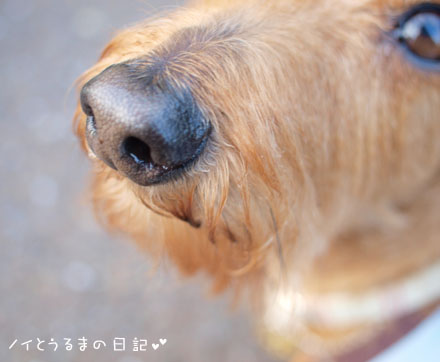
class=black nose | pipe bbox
[80,62,210,186]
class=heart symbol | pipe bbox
[152,343,159,350]
[160,339,167,345]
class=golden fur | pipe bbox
[74,0,440,357]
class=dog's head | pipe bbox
[74,1,440,291]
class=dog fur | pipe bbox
[74,0,440,358]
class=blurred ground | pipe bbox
[0,1,280,361]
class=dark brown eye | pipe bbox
[401,13,440,59]
[394,3,440,68]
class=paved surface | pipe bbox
[0,1,280,361]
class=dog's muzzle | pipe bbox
[80,61,210,186]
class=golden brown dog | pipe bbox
[74,0,440,359]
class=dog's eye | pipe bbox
[394,3,440,68]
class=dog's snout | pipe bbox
[80,62,210,186]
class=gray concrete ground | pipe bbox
[0,1,280,361]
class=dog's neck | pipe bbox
[305,175,440,293]
[261,300,440,361]
[262,261,440,359]
[261,177,440,358]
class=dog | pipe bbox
[74,0,440,360]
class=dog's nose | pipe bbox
[80,62,210,186]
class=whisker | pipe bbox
[269,206,286,274]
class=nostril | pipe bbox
[86,114,97,136]
[80,88,98,136]
[82,102,93,117]
[80,87,94,117]
[122,137,153,166]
